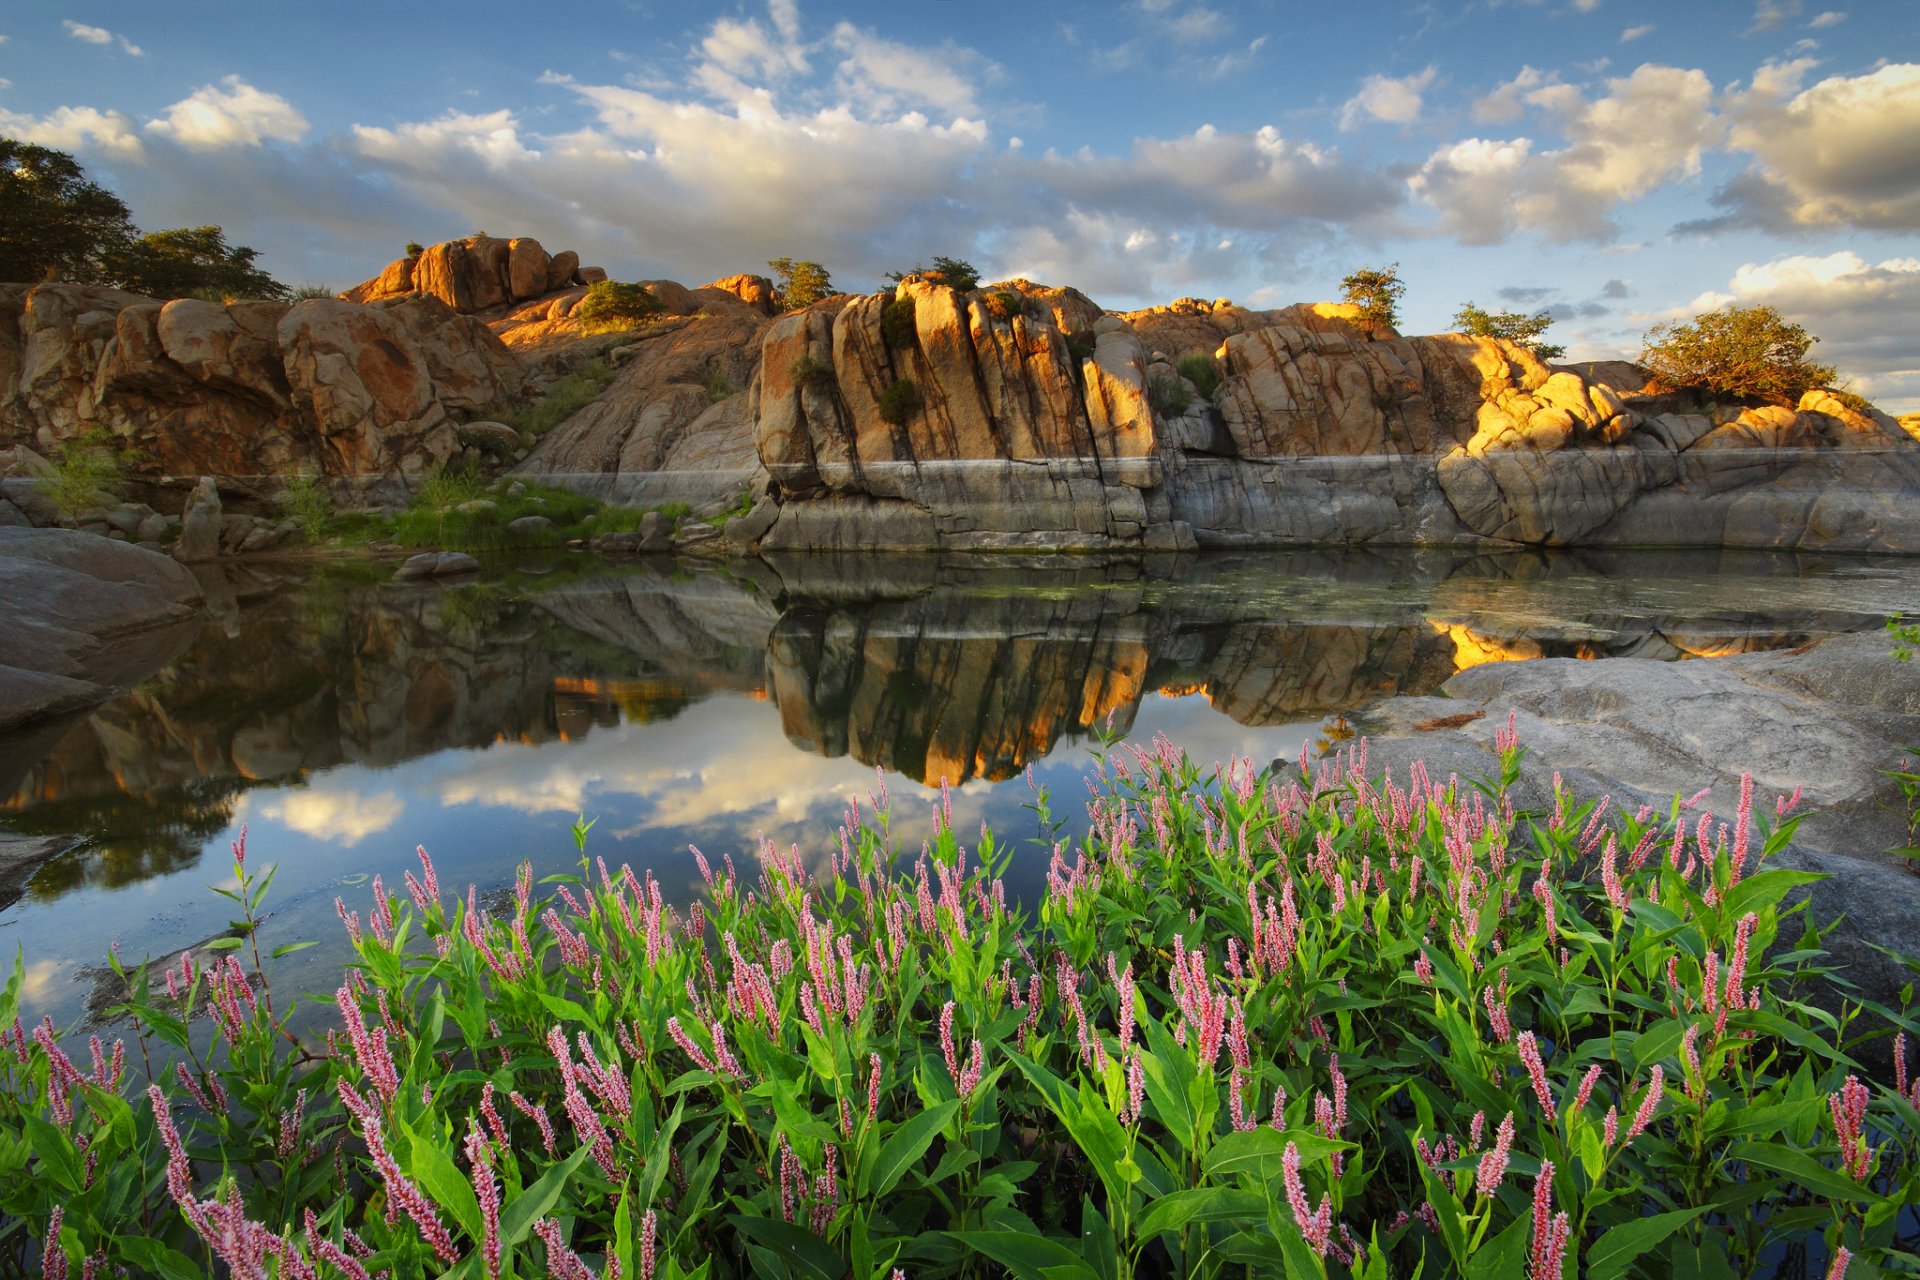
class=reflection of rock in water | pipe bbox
[1204,624,1460,723]
[768,595,1149,786]
[1,561,778,898]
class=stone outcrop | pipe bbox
[342,236,603,314]
[0,284,523,479]
[0,528,201,735]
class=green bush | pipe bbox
[887,256,981,292]
[1175,352,1223,400]
[1341,263,1404,333]
[703,369,741,402]
[789,354,835,388]
[38,429,129,518]
[881,295,918,349]
[290,283,335,300]
[1642,304,1839,403]
[769,257,833,311]
[574,281,664,334]
[1452,301,1566,361]
[1066,330,1097,362]
[878,377,922,424]
[2,730,1914,1278]
[982,290,1031,323]
[388,472,646,551]
[405,241,425,258]
[480,359,618,441]
[276,471,332,542]
[1148,372,1192,417]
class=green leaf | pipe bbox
[270,940,320,959]
[499,1146,592,1248]
[1467,1211,1530,1280]
[872,1100,958,1198]
[1136,1186,1265,1240]
[947,1231,1097,1280]
[1205,1128,1350,1183]
[727,1215,845,1280]
[116,1238,205,1280]
[1726,1141,1874,1203]
[1417,1151,1469,1268]
[1586,1205,1711,1280]
[406,1121,484,1241]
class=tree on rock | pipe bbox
[1452,301,1566,361]
[0,137,139,284]
[1640,304,1837,402]
[1341,264,1404,333]
[574,280,664,332]
[110,226,289,301]
[769,257,833,311]
[887,256,981,292]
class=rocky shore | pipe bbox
[3,234,1918,560]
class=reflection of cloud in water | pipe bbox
[20,958,62,1004]
[258,788,406,847]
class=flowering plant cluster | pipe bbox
[0,724,1916,1277]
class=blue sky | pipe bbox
[2,1,1917,409]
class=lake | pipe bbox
[3,545,1917,1030]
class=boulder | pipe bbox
[701,274,777,313]
[393,551,482,580]
[457,420,523,456]
[174,477,223,562]
[507,514,559,541]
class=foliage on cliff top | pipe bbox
[770,257,834,311]
[1452,302,1566,362]
[3,722,1916,1279]
[1340,264,1404,334]
[1640,304,1838,404]
[575,281,666,335]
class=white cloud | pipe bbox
[1474,66,1552,123]
[0,104,146,159]
[1699,61,1920,232]
[147,77,309,150]
[1339,66,1439,130]
[62,20,140,55]
[1621,24,1654,42]
[828,23,989,119]
[1751,0,1801,29]
[354,108,541,170]
[260,787,405,847]
[1808,10,1846,26]
[1414,63,1723,243]
[1571,0,1603,10]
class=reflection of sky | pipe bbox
[2,684,1315,1029]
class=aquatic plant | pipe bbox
[1,725,1916,1277]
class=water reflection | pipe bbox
[0,545,1911,1026]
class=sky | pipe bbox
[1,1,1917,411]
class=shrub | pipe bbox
[1641,304,1838,403]
[290,283,335,300]
[768,257,833,311]
[881,295,918,349]
[1452,301,1567,361]
[389,473,640,551]
[878,376,922,424]
[38,428,129,517]
[574,280,664,333]
[1341,263,1405,333]
[276,471,332,541]
[789,354,835,388]
[405,241,424,258]
[1148,372,1192,417]
[1175,352,1222,400]
[886,256,982,292]
[481,359,618,440]
[1066,330,1098,362]
[2,730,1914,1278]
[704,369,742,402]
[982,290,1031,323]
[1645,305,1839,402]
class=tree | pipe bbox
[0,136,290,299]
[768,257,834,311]
[887,256,981,292]
[1340,263,1405,333]
[0,137,138,284]
[1452,301,1566,361]
[109,226,290,301]
[1640,304,1837,402]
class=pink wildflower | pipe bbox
[1476,1112,1515,1195]
[1517,1031,1553,1112]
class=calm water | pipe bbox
[3,546,1918,1029]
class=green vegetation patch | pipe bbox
[4,729,1915,1277]
[382,469,658,551]
[475,358,618,443]
[1175,352,1222,400]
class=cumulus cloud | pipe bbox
[62,20,141,55]
[1414,62,1723,243]
[147,78,309,149]
[1339,66,1439,130]
[1686,62,1920,234]
[1808,10,1846,26]
[1646,252,1920,413]
[828,23,992,118]
[0,104,146,159]
[1621,24,1654,42]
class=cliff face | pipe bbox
[0,284,523,479]
[5,234,1917,553]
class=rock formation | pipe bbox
[342,235,605,314]
[0,284,523,480]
